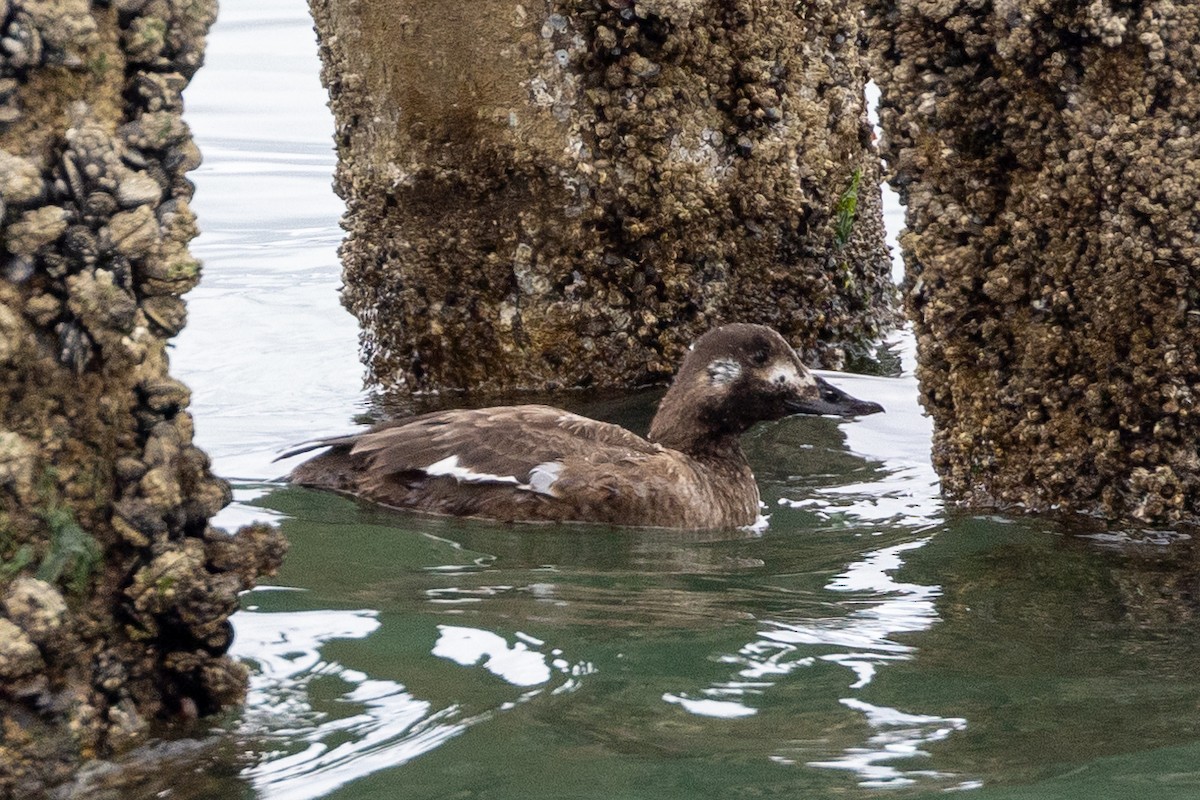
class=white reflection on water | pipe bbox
[433,625,554,687]
[664,539,936,713]
[662,693,759,719]
[233,604,592,800]
[783,330,944,529]
[665,537,971,788]
[795,544,968,787]
[232,605,470,800]
[805,699,966,788]
[433,625,597,694]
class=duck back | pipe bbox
[287,404,760,529]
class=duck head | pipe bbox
[648,323,883,454]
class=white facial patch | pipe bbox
[767,361,816,388]
[707,358,743,385]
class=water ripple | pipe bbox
[781,330,943,529]
[804,698,967,788]
[232,600,593,799]
[660,537,975,788]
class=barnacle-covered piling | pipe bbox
[309,0,896,392]
[0,1,284,794]
[867,1,1200,522]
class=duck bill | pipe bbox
[785,375,884,417]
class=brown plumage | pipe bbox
[284,324,883,529]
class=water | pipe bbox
[155,2,1200,798]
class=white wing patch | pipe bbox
[526,461,564,496]
[707,358,742,385]
[424,454,563,496]
[424,455,522,485]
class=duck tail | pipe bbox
[273,433,359,462]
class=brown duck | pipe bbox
[284,324,883,530]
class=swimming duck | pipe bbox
[284,323,883,529]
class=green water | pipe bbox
[229,494,1200,800]
[116,399,1200,800]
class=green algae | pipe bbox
[34,506,101,597]
[834,167,862,249]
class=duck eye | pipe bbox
[750,349,769,366]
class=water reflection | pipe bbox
[778,334,942,530]
[432,625,595,689]
[201,357,1200,800]
[233,596,594,799]
[661,537,974,788]
[232,603,461,800]
[805,699,967,788]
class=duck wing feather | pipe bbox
[352,404,661,488]
[287,404,665,500]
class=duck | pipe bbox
[282,323,883,530]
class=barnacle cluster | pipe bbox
[309,0,897,392]
[867,0,1200,522]
[0,1,284,793]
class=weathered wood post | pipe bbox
[0,1,284,792]
[309,0,896,393]
[867,1,1200,521]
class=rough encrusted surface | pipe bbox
[310,0,896,393]
[0,2,286,796]
[867,0,1200,523]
